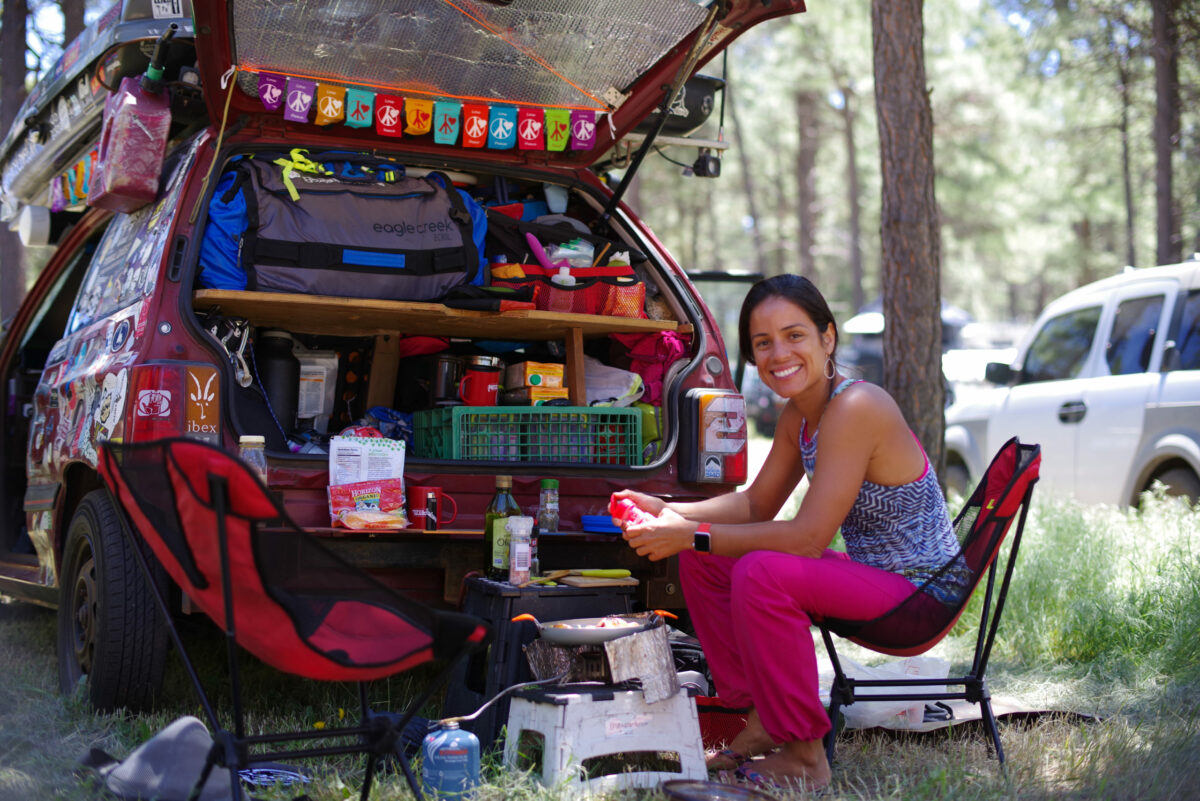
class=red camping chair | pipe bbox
[818,437,1041,765]
[97,438,491,801]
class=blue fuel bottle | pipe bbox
[421,720,480,799]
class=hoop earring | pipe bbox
[824,356,836,380]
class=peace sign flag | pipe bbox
[487,105,517,150]
[462,104,489,148]
[570,109,596,150]
[545,108,570,152]
[405,98,434,135]
[433,101,461,145]
[314,84,346,126]
[283,77,316,123]
[258,72,286,111]
[345,88,374,128]
[517,107,545,151]
[375,94,404,137]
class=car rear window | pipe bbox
[1106,294,1164,376]
[1174,290,1200,371]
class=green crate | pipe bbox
[413,406,641,465]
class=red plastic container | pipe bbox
[87,75,170,212]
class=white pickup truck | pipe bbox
[944,258,1200,506]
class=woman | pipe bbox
[612,275,961,789]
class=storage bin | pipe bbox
[412,406,641,465]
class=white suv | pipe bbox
[944,258,1200,506]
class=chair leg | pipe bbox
[979,697,1006,764]
[824,696,842,765]
[360,750,379,801]
[396,749,425,801]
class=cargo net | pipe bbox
[230,0,708,110]
[413,406,641,465]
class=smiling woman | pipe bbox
[611,274,962,790]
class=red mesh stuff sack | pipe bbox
[490,262,646,318]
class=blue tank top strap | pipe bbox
[830,378,862,399]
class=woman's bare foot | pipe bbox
[706,709,776,770]
[739,739,831,791]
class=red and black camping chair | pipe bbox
[96,437,491,801]
[818,437,1041,765]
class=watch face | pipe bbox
[694,529,711,553]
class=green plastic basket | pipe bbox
[413,406,641,465]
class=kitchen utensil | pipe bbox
[511,609,675,646]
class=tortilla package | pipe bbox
[328,478,409,530]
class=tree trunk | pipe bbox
[726,79,769,277]
[839,86,866,312]
[1152,0,1182,266]
[1118,57,1137,269]
[1,0,30,322]
[795,90,820,283]
[871,0,944,474]
[61,0,86,44]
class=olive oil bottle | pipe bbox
[484,475,521,581]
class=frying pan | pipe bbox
[511,610,675,646]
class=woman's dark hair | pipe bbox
[738,274,838,366]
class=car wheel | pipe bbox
[57,489,168,711]
[1149,467,1200,506]
[944,462,971,499]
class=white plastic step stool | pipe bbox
[503,685,706,795]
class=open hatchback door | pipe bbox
[192,0,805,165]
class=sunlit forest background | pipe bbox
[623,1,1199,333]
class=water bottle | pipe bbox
[254,329,300,436]
[421,720,480,799]
[238,435,268,483]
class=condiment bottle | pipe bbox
[534,479,560,577]
[506,516,534,586]
[484,475,521,581]
[238,435,268,484]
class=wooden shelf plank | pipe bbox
[193,290,679,340]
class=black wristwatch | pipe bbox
[693,523,712,553]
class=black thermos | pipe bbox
[255,329,300,436]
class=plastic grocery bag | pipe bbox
[584,356,644,407]
[818,655,950,730]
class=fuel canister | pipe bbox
[421,720,480,799]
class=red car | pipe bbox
[0,0,806,711]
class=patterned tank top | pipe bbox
[800,379,967,603]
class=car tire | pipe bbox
[1150,467,1200,505]
[57,489,168,711]
[944,462,971,499]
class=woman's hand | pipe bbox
[621,507,694,561]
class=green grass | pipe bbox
[1,493,1198,801]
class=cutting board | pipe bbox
[557,575,639,588]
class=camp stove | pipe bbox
[502,620,706,795]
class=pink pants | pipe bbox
[679,548,918,743]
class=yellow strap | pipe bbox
[272,149,327,201]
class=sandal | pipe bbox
[733,762,831,795]
[705,748,747,772]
